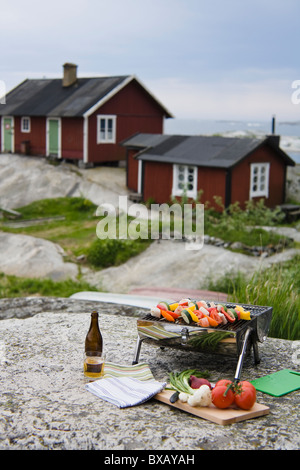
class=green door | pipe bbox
[3,117,13,152]
[48,118,59,156]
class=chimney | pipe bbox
[267,115,280,146]
[62,63,78,87]
[271,115,276,134]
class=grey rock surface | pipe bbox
[0,231,78,281]
[286,164,300,203]
[0,154,129,210]
[0,297,299,451]
[84,239,299,294]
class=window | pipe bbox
[97,115,116,143]
[21,116,30,133]
[172,164,198,199]
[249,162,270,199]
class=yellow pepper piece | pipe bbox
[190,312,200,323]
[187,304,196,311]
[240,310,251,320]
[235,305,245,312]
[184,307,199,322]
[169,302,179,311]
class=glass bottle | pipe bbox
[85,310,103,355]
[84,311,104,379]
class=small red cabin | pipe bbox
[122,133,295,209]
[0,63,172,166]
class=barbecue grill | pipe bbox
[132,301,272,381]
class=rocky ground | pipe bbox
[0,296,299,451]
[0,153,299,293]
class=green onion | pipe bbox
[167,369,210,394]
[188,331,233,351]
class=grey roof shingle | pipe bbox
[120,133,170,149]
[122,133,295,168]
[0,75,172,118]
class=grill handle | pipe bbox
[180,327,189,346]
[234,327,253,383]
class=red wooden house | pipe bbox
[122,133,295,209]
[0,63,172,166]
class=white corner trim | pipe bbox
[137,159,143,194]
[83,76,134,118]
[83,115,88,163]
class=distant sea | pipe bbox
[164,118,300,164]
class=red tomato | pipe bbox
[239,380,256,392]
[193,309,204,319]
[234,386,256,410]
[233,381,256,410]
[212,384,235,409]
[210,309,223,324]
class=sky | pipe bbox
[1,0,300,123]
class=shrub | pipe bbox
[86,238,150,268]
[87,239,120,268]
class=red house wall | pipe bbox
[231,144,286,208]
[61,117,83,160]
[12,116,83,159]
[14,116,46,156]
[143,161,173,203]
[197,167,226,210]
[141,162,227,209]
[87,80,165,163]
[127,149,139,192]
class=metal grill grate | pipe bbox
[141,301,270,334]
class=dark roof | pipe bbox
[122,133,295,168]
[0,76,172,118]
[120,133,170,149]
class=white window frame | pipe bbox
[172,164,198,199]
[21,116,31,133]
[97,115,116,144]
[249,162,270,199]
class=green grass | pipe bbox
[205,255,300,340]
[0,272,98,298]
[0,196,152,265]
[15,196,96,220]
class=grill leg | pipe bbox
[234,328,252,382]
[132,336,143,364]
[252,339,260,364]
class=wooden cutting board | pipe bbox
[154,390,270,425]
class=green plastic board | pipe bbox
[251,369,300,397]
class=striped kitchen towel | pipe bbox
[103,361,156,381]
[85,362,166,408]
